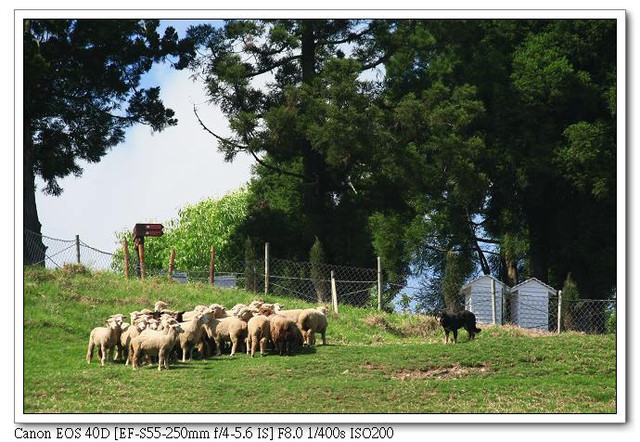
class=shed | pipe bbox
[460,275,509,325]
[509,278,557,331]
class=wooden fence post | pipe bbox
[264,242,270,295]
[331,270,339,314]
[75,234,81,265]
[377,256,382,311]
[138,241,145,280]
[169,249,175,282]
[123,238,130,280]
[491,279,497,325]
[209,246,216,285]
[557,290,563,333]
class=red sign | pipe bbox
[133,223,164,238]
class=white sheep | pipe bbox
[121,321,147,365]
[297,308,328,346]
[86,316,123,366]
[178,312,209,362]
[131,323,183,371]
[204,316,248,356]
[246,315,271,357]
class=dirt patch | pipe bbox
[390,363,490,381]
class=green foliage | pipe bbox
[243,236,260,292]
[113,188,250,274]
[442,251,473,312]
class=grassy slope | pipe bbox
[22,266,616,414]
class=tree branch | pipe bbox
[193,105,310,182]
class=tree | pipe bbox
[309,237,328,303]
[186,20,396,265]
[24,19,193,264]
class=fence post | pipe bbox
[491,279,496,325]
[123,238,130,280]
[138,241,145,280]
[557,289,563,333]
[264,242,270,295]
[331,270,339,314]
[75,234,81,265]
[209,246,216,285]
[377,256,382,311]
[169,249,175,282]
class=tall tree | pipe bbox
[23,19,193,264]
[186,19,396,264]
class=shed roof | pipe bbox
[511,277,558,295]
[461,274,510,291]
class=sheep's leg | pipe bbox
[86,341,94,364]
[306,329,315,346]
[444,330,450,344]
[259,337,267,356]
[100,344,107,366]
[321,330,326,345]
[158,349,165,371]
[230,337,238,356]
[215,338,223,356]
[181,344,188,363]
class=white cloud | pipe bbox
[35,65,254,253]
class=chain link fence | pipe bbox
[460,290,615,334]
[23,230,616,334]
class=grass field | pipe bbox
[22,265,617,414]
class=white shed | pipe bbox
[509,278,557,331]
[460,275,509,325]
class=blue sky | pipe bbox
[34,20,254,255]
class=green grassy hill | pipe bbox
[22,265,616,414]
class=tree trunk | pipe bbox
[300,20,331,251]
[23,120,46,265]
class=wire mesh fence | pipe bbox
[24,229,115,270]
[23,229,616,334]
[460,290,615,334]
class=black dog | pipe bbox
[437,310,481,343]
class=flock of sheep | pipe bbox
[86,300,329,371]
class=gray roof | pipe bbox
[510,277,558,294]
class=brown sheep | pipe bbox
[269,315,304,356]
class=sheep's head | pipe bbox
[258,306,276,317]
[273,303,284,312]
[209,304,227,318]
[154,301,169,311]
[236,307,255,322]
[230,303,246,315]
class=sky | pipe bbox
[34,20,255,255]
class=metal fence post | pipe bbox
[491,279,496,325]
[264,242,270,295]
[331,270,338,314]
[377,256,382,311]
[557,289,563,333]
[75,235,81,265]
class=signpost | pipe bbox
[133,223,164,279]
